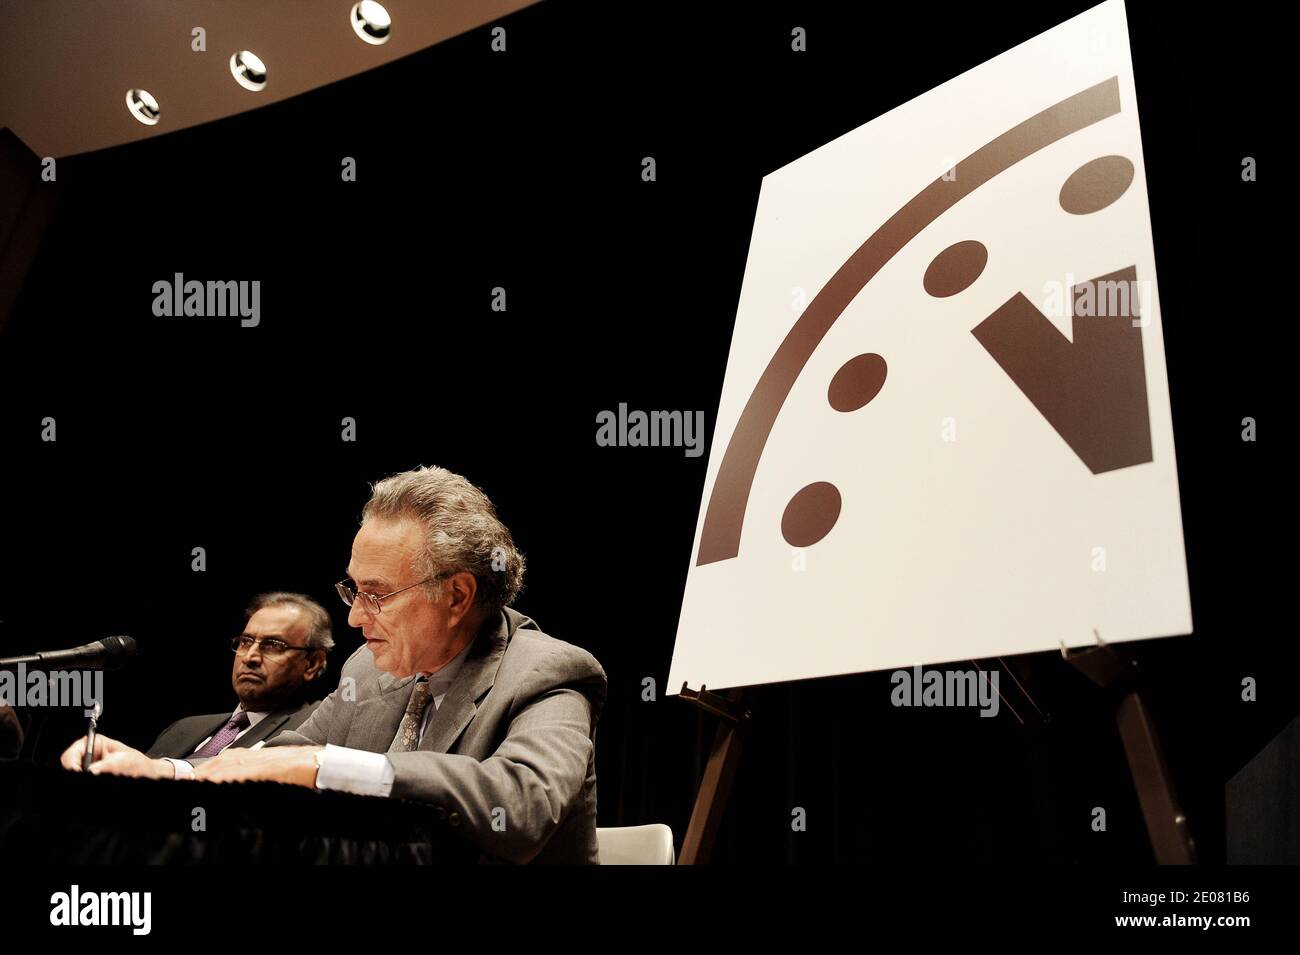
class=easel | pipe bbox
[676,631,1196,865]
[1061,631,1196,864]
[676,684,750,865]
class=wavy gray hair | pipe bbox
[361,466,526,618]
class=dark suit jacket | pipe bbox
[145,702,318,759]
[267,607,608,865]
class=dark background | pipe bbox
[0,0,1284,864]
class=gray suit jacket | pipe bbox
[145,702,317,759]
[267,607,608,865]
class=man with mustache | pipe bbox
[60,592,331,777]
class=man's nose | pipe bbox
[347,600,370,628]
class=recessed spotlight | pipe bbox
[230,50,268,91]
[125,88,161,125]
[351,1,392,45]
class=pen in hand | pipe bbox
[81,699,103,771]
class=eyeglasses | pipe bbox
[335,574,446,615]
[230,635,314,657]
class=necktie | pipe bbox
[189,710,251,758]
[390,678,433,752]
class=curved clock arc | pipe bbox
[695,76,1124,567]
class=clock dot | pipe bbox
[1059,155,1134,214]
[782,481,842,548]
[828,353,887,412]
[924,240,987,297]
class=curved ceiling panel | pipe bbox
[0,0,540,157]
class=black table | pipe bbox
[0,762,482,864]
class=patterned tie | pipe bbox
[189,710,250,758]
[390,678,433,752]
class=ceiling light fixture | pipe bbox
[230,50,268,91]
[351,1,392,45]
[125,88,161,125]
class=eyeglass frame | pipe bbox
[230,634,316,656]
[335,572,449,615]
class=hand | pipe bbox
[60,733,175,779]
[192,746,322,788]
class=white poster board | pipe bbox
[669,0,1191,693]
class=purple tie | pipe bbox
[189,710,251,758]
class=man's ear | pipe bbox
[304,649,327,681]
[446,571,479,629]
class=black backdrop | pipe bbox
[0,0,1285,865]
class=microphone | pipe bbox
[0,635,138,670]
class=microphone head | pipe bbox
[99,635,138,668]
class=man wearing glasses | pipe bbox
[60,593,332,777]
[188,465,608,865]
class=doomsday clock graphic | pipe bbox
[668,0,1192,693]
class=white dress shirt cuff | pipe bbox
[314,743,395,797]
[163,758,194,780]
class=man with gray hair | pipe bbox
[190,466,609,865]
[60,592,333,777]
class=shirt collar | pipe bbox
[234,702,269,727]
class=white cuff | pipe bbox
[315,743,395,797]
[163,758,194,780]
